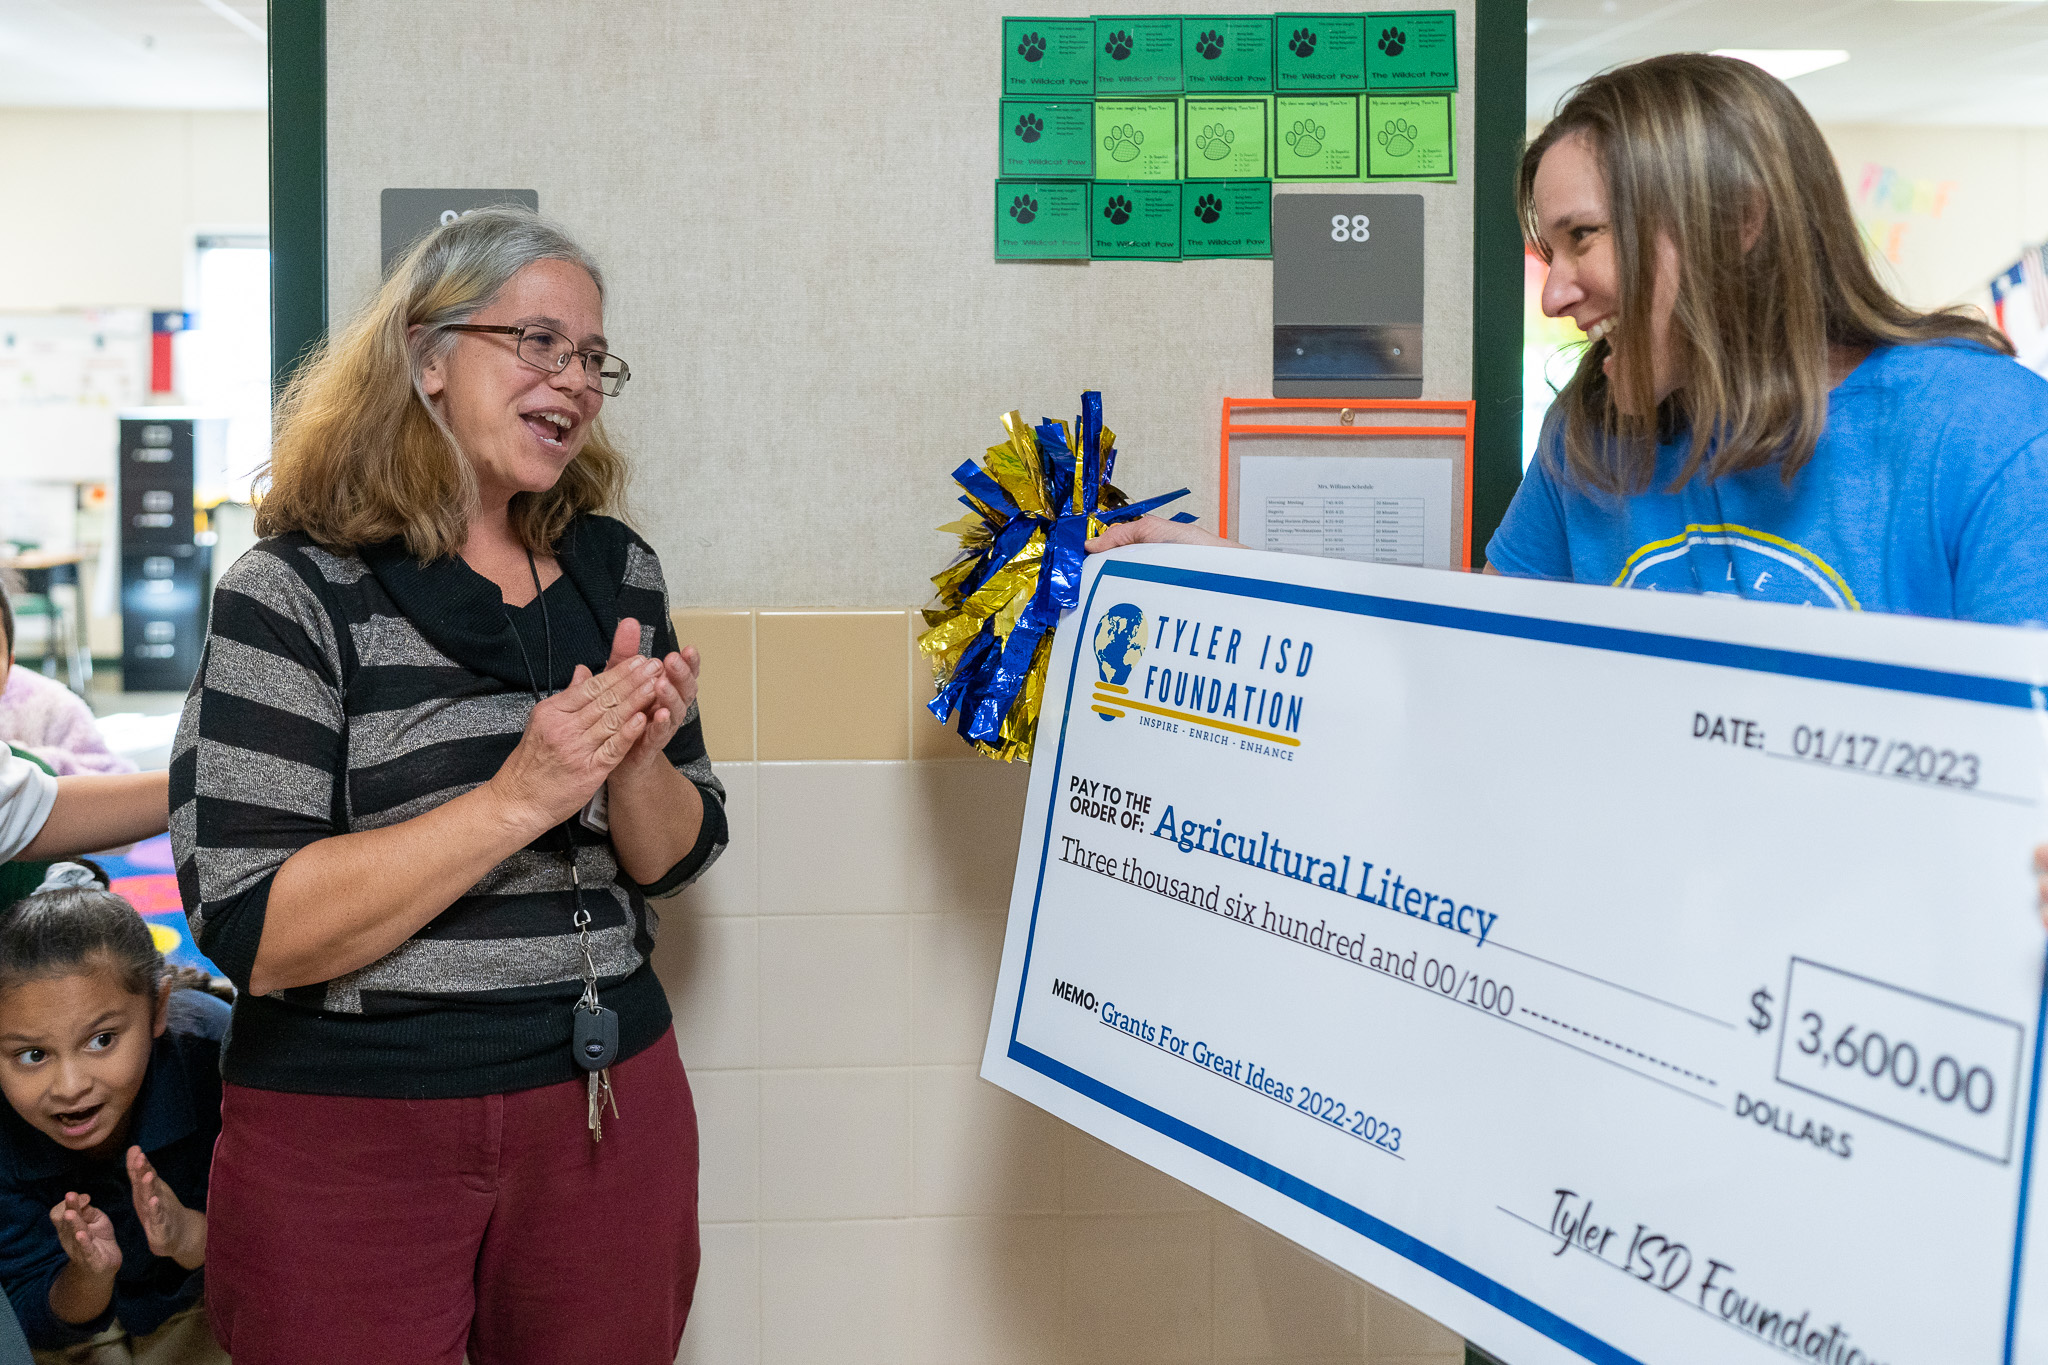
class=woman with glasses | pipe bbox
[168,208,726,1364]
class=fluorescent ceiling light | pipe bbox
[1710,48,1850,80]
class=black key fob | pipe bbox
[574,1005,619,1071]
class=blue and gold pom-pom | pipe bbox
[919,392,1196,762]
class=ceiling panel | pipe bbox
[1533,0,2048,126]
[0,0,265,109]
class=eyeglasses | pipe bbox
[444,324,632,397]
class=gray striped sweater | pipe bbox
[168,515,727,1096]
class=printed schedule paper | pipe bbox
[983,543,2048,1365]
[1235,453,1454,569]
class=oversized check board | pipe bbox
[981,544,2048,1365]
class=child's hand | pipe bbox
[48,1193,120,1278]
[125,1147,204,1270]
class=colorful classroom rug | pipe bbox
[91,834,224,979]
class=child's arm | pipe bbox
[45,1193,119,1325]
[17,771,169,861]
[125,1148,204,1271]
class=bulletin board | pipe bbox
[1219,395,1473,567]
[995,10,1459,261]
[0,310,150,484]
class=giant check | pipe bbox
[981,544,2048,1365]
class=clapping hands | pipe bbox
[127,1146,204,1269]
[601,618,700,772]
[49,1191,119,1279]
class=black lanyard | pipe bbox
[501,550,620,1139]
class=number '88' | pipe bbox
[1330,214,1370,242]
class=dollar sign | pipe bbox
[1748,988,1774,1034]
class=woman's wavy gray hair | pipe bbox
[255,206,627,559]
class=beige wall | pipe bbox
[0,109,267,311]
[1821,123,2048,312]
[325,0,1477,610]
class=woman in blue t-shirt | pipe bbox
[1101,53,2048,605]
[1093,53,2048,913]
[1486,53,2048,620]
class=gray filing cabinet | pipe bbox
[117,415,219,692]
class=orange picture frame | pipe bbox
[1218,397,1478,568]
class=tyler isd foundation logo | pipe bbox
[1090,603,1146,720]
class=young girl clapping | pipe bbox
[0,873,228,1363]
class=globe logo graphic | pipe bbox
[1092,604,1146,720]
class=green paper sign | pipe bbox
[1094,16,1182,94]
[1000,99,1094,177]
[1094,99,1179,180]
[1182,180,1271,257]
[1184,98,1269,179]
[1275,95,1359,178]
[995,180,1091,258]
[1366,93,1454,179]
[1004,18,1095,96]
[1092,181,1181,259]
[1183,16,1274,93]
[1366,10,1457,90]
[1274,13,1366,91]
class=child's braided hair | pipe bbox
[0,879,232,1003]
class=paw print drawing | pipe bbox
[1014,113,1043,144]
[1102,195,1133,226]
[1195,28,1224,60]
[1285,119,1326,159]
[1377,26,1406,57]
[1017,32,1046,63]
[1103,29,1133,60]
[1102,124,1144,163]
[1288,27,1317,58]
[1195,124,1236,161]
[1008,195,1039,225]
[1377,118,1417,158]
[1194,193,1224,225]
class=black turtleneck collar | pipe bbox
[357,514,630,691]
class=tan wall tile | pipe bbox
[676,1223,759,1365]
[910,913,1004,1066]
[756,761,1031,915]
[651,915,758,1070]
[1365,1286,1464,1357]
[669,763,756,917]
[758,917,911,1068]
[756,762,921,914]
[688,1069,759,1225]
[1063,1128,1214,1215]
[905,760,1032,913]
[908,1216,1063,1364]
[1060,1213,1215,1362]
[759,1069,912,1221]
[759,1221,912,1365]
[912,1066,1062,1217]
[757,610,908,760]
[673,609,755,762]
[1212,1211,1367,1359]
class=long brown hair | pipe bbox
[255,208,627,559]
[1521,54,2011,495]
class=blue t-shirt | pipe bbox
[1487,342,2048,625]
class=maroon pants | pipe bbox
[205,1029,699,1365]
